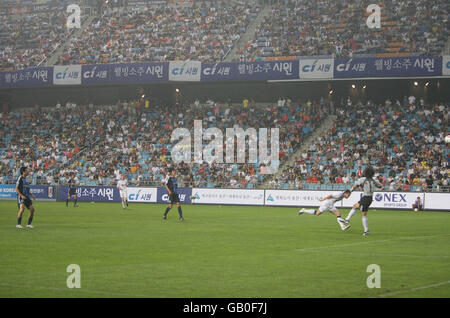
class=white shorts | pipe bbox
[120,190,127,199]
[318,201,338,214]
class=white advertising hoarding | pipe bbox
[265,189,343,207]
[191,188,265,205]
[342,191,423,209]
[126,187,157,203]
[424,193,450,210]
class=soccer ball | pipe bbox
[414,208,418,211]
[446,135,450,144]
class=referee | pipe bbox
[15,166,36,229]
[163,168,184,221]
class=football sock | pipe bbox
[303,209,316,215]
[17,217,22,225]
[126,200,128,207]
[74,199,77,206]
[336,216,345,228]
[346,208,357,221]
[177,206,183,218]
[164,207,171,216]
[122,201,125,208]
[27,216,33,225]
[66,199,69,207]
[362,216,369,232]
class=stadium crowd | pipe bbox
[0,96,324,188]
[235,0,448,61]
[56,1,260,65]
[2,0,448,70]
[273,96,449,192]
[0,1,83,71]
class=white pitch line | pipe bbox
[376,280,450,297]
[294,233,450,253]
[0,282,149,298]
[300,250,450,259]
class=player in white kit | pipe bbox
[117,174,128,209]
[298,190,351,231]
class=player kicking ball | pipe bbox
[298,190,352,231]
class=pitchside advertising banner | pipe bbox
[157,187,193,204]
[422,193,450,210]
[265,189,342,207]
[191,188,265,205]
[341,191,423,209]
[0,184,56,200]
[0,67,53,88]
[58,186,120,202]
[126,187,157,203]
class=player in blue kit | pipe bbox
[163,168,184,221]
[66,173,79,207]
[15,166,36,229]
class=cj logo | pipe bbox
[366,264,381,288]
[66,264,81,289]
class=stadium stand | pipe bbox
[0,97,325,188]
[0,95,448,191]
[1,0,448,70]
[233,0,449,61]
[272,96,449,192]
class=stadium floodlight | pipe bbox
[425,82,429,87]
[175,88,180,93]
[351,84,356,89]
[329,90,333,95]
[414,81,419,86]
[363,85,367,89]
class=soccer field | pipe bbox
[1,201,449,298]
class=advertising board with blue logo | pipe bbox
[0,185,17,199]
[342,191,422,209]
[299,59,334,79]
[126,187,157,203]
[0,184,56,200]
[53,65,82,85]
[169,61,201,82]
[58,186,120,202]
[157,187,193,204]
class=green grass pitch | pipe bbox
[1,200,449,298]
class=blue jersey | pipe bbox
[16,175,30,198]
[68,178,76,189]
[166,176,178,193]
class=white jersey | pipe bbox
[318,192,346,213]
[117,180,128,192]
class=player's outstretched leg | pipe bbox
[298,208,316,215]
[345,203,359,224]
[16,205,25,229]
[332,209,350,231]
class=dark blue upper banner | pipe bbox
[334,56,442,78]
[0,67,53,88]
[201,61,299,81]
[0,57,446,88]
